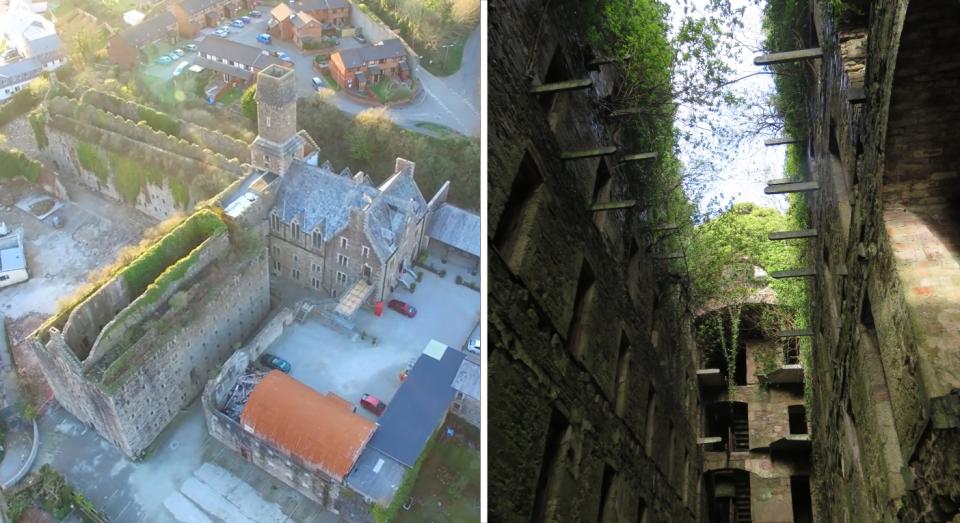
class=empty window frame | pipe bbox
[596,463,617,523]
[493,151,544,269]
[531,408,571,522]
[539,47,569,112]
[567,260,596,357]
[788,405,808,435]
[592,160,613,231]
[614,333,630,416]
[644,385,657,456]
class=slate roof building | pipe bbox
[0,58,43,101]
[2,3,65,70]
[250,65,439,314]
[195,36,285,86]
[424,183,480,268]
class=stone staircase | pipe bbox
[732,417,750,452]
[733,474,752,523]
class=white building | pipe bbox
[0,228,28,289]
[3,1,65,71]
[0,58,43,101]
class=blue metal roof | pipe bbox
[368,345,465,467]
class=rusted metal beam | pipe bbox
[770,267,816,279]
[765,181,819,194]
[621,152,658,162]
[560,146,618,161]
[589,200,636,212]
[529,78,593,94]
[769,229,818,240]
[779,329,814,338]
[754,48,824,65]
[764,137,804,146]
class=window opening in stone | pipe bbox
[790,475,814,523]
[592,160,613,231]
[596,463,616,523]
[788,405,808,434]
[531,408,570,522]
[614,334,630,416]
[494,151,544,269]
[540,47,569,112]
[567,260,596,357]
[644,385,657,456]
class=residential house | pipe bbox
[0,228,28,289]
[2,3,65,71]
[0,58,42,101]
[450,356,480,427]
[328,38,409,93]
[296,0,349,28]
[423,183,481,269]
[268,3,324,50]
[106,12,177,69]
[168,0,242,38]
[195,36,284,87]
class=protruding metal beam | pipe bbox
[770,267,816,279]
[587,54,632,69]
[609,107,645,117]
[590,200,636,212]
[767,178,794,185]
[847,86,866,104]
[560,146,618,161]
[698,437,722,445]
[764,137,804,146]
[779,329,814,338]
[769,229,818,240]
[642,223,679,232]
[754,48,824,66]
[654,252,684,260]
[529,78,593,94]
[765,181,819,194]
[621,152,658,162]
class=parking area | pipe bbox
[267,252,481,423]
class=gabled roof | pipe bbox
[197,36,284,70]
[291,10,320,28]
[426,204,480,257]
[451,359,480,400]
[297,0,349,11]
[274,158,427,260]
[0,58,42,86]
[24,33,61,57]
[240,371,377,481]
[333,39,406,70]
[368,342,465,467]
[117,12,176,48]
[3,6,55,40]
[269,2,294,20]
[177,0,229,15]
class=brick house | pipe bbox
[107,12,177,69]
[268,3,324,50]
[195,36,284,87]
[168,0,243,38]
[296,0,349,28]
[328,39,409,92]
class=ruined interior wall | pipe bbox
[488,1,701,521]
[60,276,131,360]
[808,1,960,521]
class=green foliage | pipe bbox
[110,153,143,204]
[29,109,49,149]
[8,465,89,521]
[0,78,45,127]
[298,97,480,209]
[241,84,258,124]
[137,105,180,136]
[76,142,108,182]
[0,149,42,182]
[372,425,443,523]
[170,176,191,209]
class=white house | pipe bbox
[0,58,42,101]
[3,2,65,71]
[0,228,28,289]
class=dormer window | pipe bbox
[291,222,301,241]
[270,213,281,232]
[312,231,323,249]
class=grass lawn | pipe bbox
[218,87,242,106]
[395,417,480,523]
[322,72,340,91]
[421,39,466,77]
[415,122,463,140]
[369,79,412,104]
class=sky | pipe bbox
[670,0,791,215]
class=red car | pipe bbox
[387,299,417,317]
[360,393,386,416]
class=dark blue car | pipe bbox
[259,353,291,373]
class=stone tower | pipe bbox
[251,64,304,176]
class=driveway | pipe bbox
[210,18,480,137]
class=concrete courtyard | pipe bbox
[269,252,481,423]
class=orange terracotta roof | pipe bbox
[240,371,377,481]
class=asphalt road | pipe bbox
[169,18,480,138]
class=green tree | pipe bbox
[241,85,257,125]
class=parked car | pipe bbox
[311,76,324,90]
[230,19,244,28]
[173,61,190,76]
[354,33,366,43]
[276,51,292,63]
[172,48,185,57]
[155,55,173,65]
[360,393,386,416]
[257,33,272,44]
[258,353,291,373]
[248,10,262,17]
[215,28,229,37]
[184,43,198,51]
[387,299,417,318]
[241,15,251,23]
[466,338,480,355]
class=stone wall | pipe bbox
[488,0,702,521]
[33,245,271,459]
[804,1,960,520]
